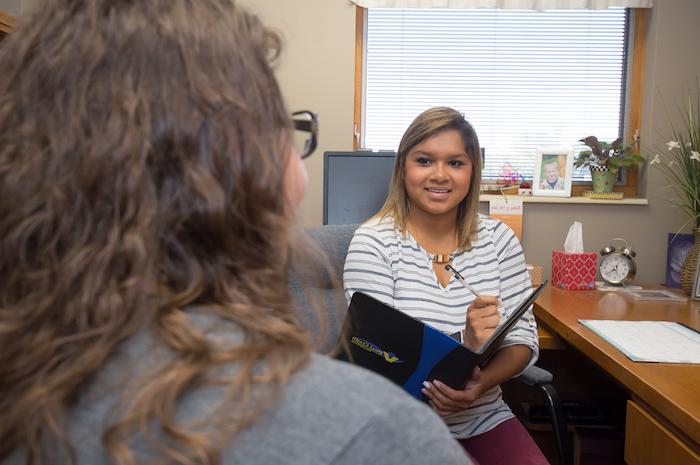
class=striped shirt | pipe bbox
[343,214,538,439]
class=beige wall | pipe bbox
[9,0,700,285]
[238,0,356,228]
[0,0,20,16]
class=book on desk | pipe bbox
[579,319,700,364]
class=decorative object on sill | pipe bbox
[496,163,522,195]
[590,165,616,193]
[648,86,700,295]
[532,148,574,198]
[574,135,644,193]
[499,185,518,195]
[518,179,532,196]
[582,190,624,200]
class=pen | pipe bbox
[445,264,503,305]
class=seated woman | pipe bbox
[344,107,548,465]
[0,3,473,465]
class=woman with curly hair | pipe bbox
[0,1,472,464]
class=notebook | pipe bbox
[336,283,546,402]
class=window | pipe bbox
[357,7,640,187]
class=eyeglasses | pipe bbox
[292,110,319,159]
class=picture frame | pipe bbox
[532,148,573,197]
[693,260,700,301]
[666,233,693,288]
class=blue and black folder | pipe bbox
[337,283,546,402]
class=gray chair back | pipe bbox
[289,224,359,352]
[305,224,359,280]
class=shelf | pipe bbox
[479,194,648,205]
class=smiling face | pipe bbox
[544,161,560,182]
[404,129,473,220]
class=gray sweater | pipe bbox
[4,321,472,465]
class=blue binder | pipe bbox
[337,283,546,401]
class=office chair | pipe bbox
[516,365,572,465]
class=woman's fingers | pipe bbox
[421,379,477,414]
[472,295,499,308]
[465,300,501,348]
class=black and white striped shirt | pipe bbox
[343,214,538,438]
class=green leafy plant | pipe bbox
[574,136,645,176]
[649,90,700,229]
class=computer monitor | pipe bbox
[323,151,395,225]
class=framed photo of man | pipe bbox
[532,149,573,197]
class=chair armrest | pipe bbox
[515,365,554,387]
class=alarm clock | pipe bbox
[599,238,637,286]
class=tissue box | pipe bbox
[551,250,597,290]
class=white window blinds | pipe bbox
[352,1,651,9]
[362,8,629,181]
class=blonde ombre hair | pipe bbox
[374,107,482,250]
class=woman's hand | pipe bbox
[464,295,500,350]
[421,366,484,417]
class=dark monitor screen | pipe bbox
[323,151,395,225]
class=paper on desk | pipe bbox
[579,320,700,364]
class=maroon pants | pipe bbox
[458,418,550,465]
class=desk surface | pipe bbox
[534,285,700,450]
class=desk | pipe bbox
[534,285,700,465]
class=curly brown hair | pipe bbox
[0,1,313,464]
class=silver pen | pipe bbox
[445,264,503,305]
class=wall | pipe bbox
[238,0,356,228]
[0,0,20,16]
[9,0,700,285]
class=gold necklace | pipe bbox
[431,254,453,264]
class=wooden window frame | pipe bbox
[353,7,650,198]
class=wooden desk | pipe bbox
[537,323,566,350]
[534,285,700,465]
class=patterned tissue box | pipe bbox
[551,250,597,290]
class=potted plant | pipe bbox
[574,136,645,193]
[649,89,700,294]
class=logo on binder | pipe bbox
[350,336,403,363]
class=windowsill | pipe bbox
[478,194,648,205]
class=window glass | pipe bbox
[363,8,628,181]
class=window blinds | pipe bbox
[352,1,651,9]
[362,8,628,181]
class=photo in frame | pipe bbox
[666,233,693,288]
[693,260,700,301]
[532,149,573,197]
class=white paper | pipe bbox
[579,320,700,364]
[489,197,523,216]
